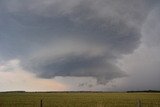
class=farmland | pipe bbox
[0,92,160,107]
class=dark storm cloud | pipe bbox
[23,53,126,84]
[0,0,158,84]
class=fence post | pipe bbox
[137,99,141,107]
[40,99,43,107]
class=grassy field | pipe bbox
[0,92,160,107]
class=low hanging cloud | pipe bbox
[0,0,159,84]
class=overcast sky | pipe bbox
[0,0,160,91]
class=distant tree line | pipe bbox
[127,90,160,93]
[1,90,160,93]
[1,91,26,93]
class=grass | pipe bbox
[0,92,160,107]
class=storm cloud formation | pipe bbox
[0,0,159,84]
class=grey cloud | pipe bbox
[142,5,160,47]
[0,0,159,84]
[78,82,94,88]
[23,53,126,84]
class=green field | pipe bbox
[0,92,160,107]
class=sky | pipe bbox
[0,0,160,91]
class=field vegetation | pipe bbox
[0,92,160,107]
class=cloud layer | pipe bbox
[0,0,159,85]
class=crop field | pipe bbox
[0,92,160,107]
